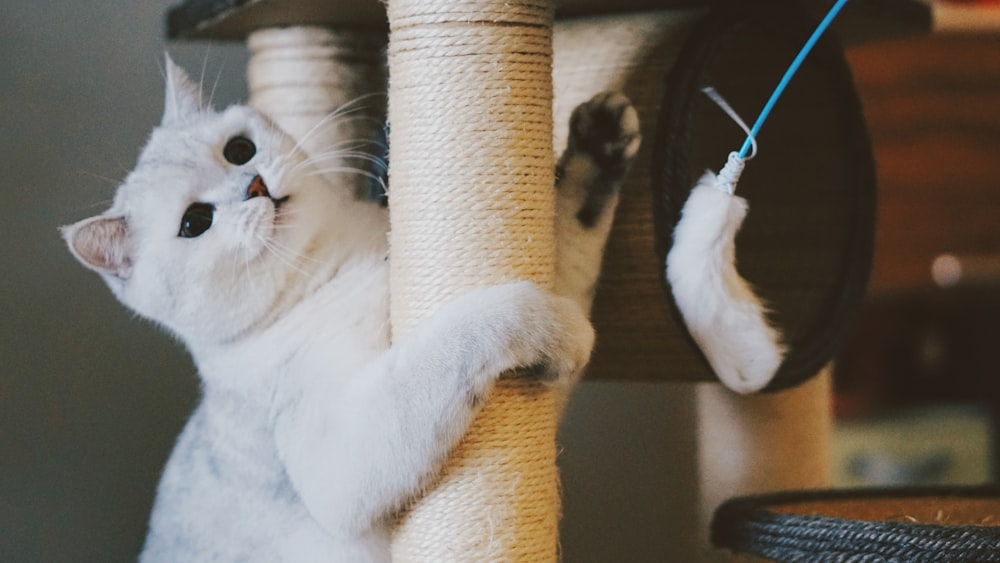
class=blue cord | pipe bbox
[737,0,850,160]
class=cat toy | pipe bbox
[666,0,850,394]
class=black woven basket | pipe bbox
[711,488,1000,562]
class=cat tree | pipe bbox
[169,0,929,559]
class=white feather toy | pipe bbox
[666,0,848,393]
[667,152,784,394]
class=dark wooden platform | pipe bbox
[166,0,930,45]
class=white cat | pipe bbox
[63,58,639,562]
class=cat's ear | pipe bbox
[162,54,203,126]
[61,216,132,278]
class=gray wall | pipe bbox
[1,2,698,561]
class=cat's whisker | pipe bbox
[288,139,382,163]
[301,149,385,168]
[207,61,224,110]
[332,91,387,114]
[283,94,385,162]
[259,237,316,279]
[321,111,384,127]
[306,166,387,190]
[263,235,325,266]
[268,217,309,232]
[228,245,243,297]
[285,111,369,162]
[315,92,385,128]
[287,149,383,181]
[69,197,117,215]
[267,250,315,279]
[293,143,378,167]
[78,169,125,187]
[197,49,211,108]
[305,135,381,151]
[240,245,266,304]
[292,154,385,180]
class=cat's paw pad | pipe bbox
[569,91,642,167]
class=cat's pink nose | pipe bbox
[246,175,270,200]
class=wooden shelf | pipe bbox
[166,0,930,44]
[166,0,706,39]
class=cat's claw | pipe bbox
[512,283,594,387]
[458,281,594,388]
[520,360,558,383]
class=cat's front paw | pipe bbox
[499,282,595,387]
[559,92,641,229]
[443,282,595,393]
[522,302,595,389]
[568,91,642,169]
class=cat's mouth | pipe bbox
[245,175,289,209]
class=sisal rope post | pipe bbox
[387,0,560,560]
[247,27,387,201]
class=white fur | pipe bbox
[666,172,785,394]
[63,59,633,561]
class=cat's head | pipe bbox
[63,57,374,346]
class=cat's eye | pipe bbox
[179,203,215,238]
[223,136,256,165]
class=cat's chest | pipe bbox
[281,265,390,369]
[199,260,390,388]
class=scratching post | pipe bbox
[247,27,387,200]
[387,0,559,561]
[697,368,833,556]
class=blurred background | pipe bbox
[3,1,1000,561]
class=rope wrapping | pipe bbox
[387,0,559,561]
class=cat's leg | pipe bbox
[554,91,641,316]
[274,281,593,540]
